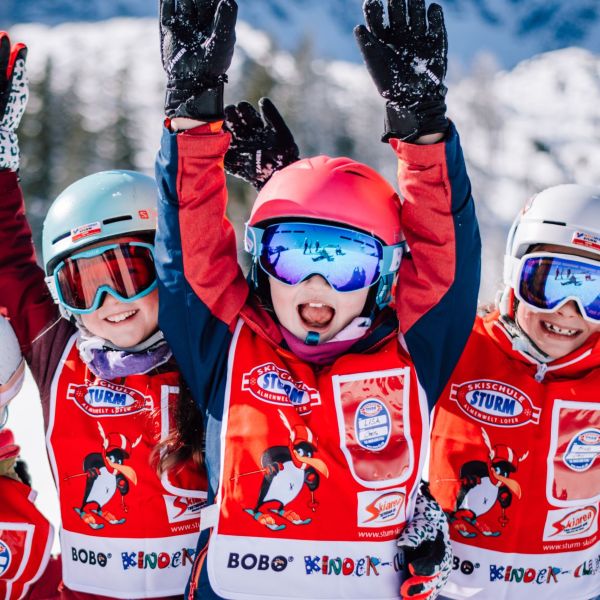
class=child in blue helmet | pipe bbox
[155,0,480,598]
[0,32,207,600]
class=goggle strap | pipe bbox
[244,224,263,259]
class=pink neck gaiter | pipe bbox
[279,318,371,366]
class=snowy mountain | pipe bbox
[3,0,600,67]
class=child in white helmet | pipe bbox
[428,185,600,600]
[0,32,207,599]
[155,0,480,598]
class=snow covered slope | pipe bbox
[3,0,600,67]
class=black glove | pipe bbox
[224,98,299,191]
[0,32,28,171]
[159,0,238,120]
[354,0,448,142]
[398,482,452,599]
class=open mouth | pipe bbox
[542,320,581,338]
[105,309,138,324]
[298,302,335,330]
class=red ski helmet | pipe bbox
[248,156,404,246]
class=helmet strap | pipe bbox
[305,331,320,345]
[499,300,552,365]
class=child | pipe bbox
[0,314,54,600]
[155,0,480,598]
[0,33,207,599]
[428,185,600,600]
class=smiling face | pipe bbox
[516,243,600,359]
[269,274,369,343]
[75,235,159,348]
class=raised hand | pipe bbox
[159,0,238,120]
[0,33,28,171]
[354,0,448,142]
[224,98,299,190]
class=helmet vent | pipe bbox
[103,215,133,225]
[52,232,70,245]
[343,170,369,179]
[542,220,566,226]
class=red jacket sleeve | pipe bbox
[0,170,57,354]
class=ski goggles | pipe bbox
[245,221,404,292]
[50,242,157,314]
[513,252,600,323]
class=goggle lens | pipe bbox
[259,222,384,292]
[56,243,156,312]
[518,254,600,322]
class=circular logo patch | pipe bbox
[0,539,12,576]
[355,399,391,451]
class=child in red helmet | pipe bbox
[155,0,480,598]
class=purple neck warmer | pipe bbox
[78,334,173,379]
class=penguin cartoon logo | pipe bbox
[239,409,329,531]
[67,422,142,530]
[447,427,528,538]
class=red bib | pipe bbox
[429,316,600,600]
[202,320,429,599]
[48,335,207,598]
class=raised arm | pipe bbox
[356,0,480,407]
[0,33,57,355]
[155,0,246,407]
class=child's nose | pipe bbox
[555,300,582,317]
[303,274,331,289]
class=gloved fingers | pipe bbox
[159,0,177,26]
[387,0,408,34]
[0,33,10,82]
[223,102,256,139]
[426,4,447,54]
[400,578,434,600]
[259,98,293,142]
[353,23,388,64]
[400,566,437,599]
[407,0,427,37]
[362,0,387,41]
[196,0,221,30]
[237,101,265,132]
[8,43,27,79]
[210,0,238,49]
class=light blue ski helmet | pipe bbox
[42,170,158,276]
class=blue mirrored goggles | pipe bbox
[52,242,157,315]
[245,221,404,292]
[514,253,600,323]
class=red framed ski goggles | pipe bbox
[245,221,404,292]
[512,253,600,323]
[48,242,157,314]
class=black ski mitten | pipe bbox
[224,98,299,190]
[0,32,28,172]
[159,0,238,120]
[354,0,448,142]
[398,482,452,599]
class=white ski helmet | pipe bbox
[0,315,25,429]
[501,184,600,317]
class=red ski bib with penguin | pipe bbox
[429,315,600,600]
[202,320,429,600]
[48,334,208,599]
